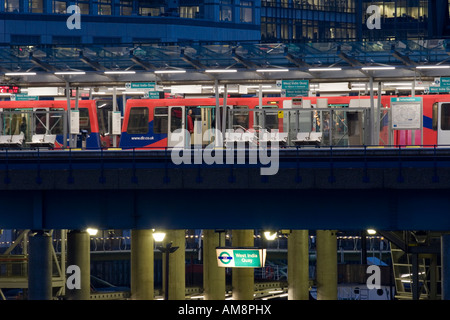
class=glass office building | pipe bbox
[0,0,447,45]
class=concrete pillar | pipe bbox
[441,234,450,300]
[28,231,52,300]
[316,230,338,300]
[163,229,185,300]
[131,229,154,300]
[203,230,225,300]
[232,229,254,300]
[66,230,90,300]
[288,230,309,300]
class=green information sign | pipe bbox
[216,248,266,268]
[126,82,156,90]
[11,93,38,101]
[277,80,309,97]
[428,77,450,93]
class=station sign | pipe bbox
[144,91,161,99]
[390,97,423,130]
[216,248,266,268]
[11,93,38,101]
[277,80,309,97]
[125,82,156,90]
[429,77,450,93]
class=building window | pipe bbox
[5,0,20,12]
[120,0,133,15]
[220,0,233,22]
[240,1,253,23]
[96,0,111,15]
[75,1,90,14]
[180,6,199,19]
[29,0,43,13]
[53,1,66,13]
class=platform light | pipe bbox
[154,70,186,74]
[54,71,86,75]
[308,67,342,71]
[264,231,278,241]
[416,65,450,69]
[361,66,395,70]
[104,71,136,74]
[204,69,237,73]
[86,228,98,236]
[5,72,37,76]
[153,231,166,242]
[367,229,377,235]
[256,68,289,72]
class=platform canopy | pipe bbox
[2,39,450,87]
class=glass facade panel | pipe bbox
[29,0,43,13]
[220,0,233,22]
[5,0,20,12]
[240,1,253,23]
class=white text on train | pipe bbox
[170,129,280,176]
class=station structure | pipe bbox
[1,39,450,301]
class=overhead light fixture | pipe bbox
[256,68,289,72]
[86,228,98,236]
[153,231,166,242]
[104,71,136,74]
[308,67,342,71]
[54,71,86,75]
[416,65,450,69]
[204,69,237,73]
[154,70,186,74]
[361,66,395,70]
[366,229,377,235]
[264,231,278,241]
[5,72,37,76]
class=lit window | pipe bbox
[5,0,20,12]
[240,1,253,23]
[220,0,233,22]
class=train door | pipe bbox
[437,102,450,146]
[199,106,214,146]
[168,106,186,147]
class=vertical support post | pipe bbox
[441,234,450,300]
[288,230,309,300]
[316,230,338,300]
[369,76,375,145]
[66,230,90,300]
[258,84,262,109]
[411,253,420,300]
[162,230,185,300]
[361,230,367,264]
[60,229,66,296]
[375,81,382,145]
[203,230,225,300]
[131,229,154,300]
[28,231,52,300]
[113,86,117,147]
[232,229,254,300]
[215,79,221,147]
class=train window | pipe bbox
[127,107,149,134]
[96,101,112,135]
[232,105,249,130]
[432,103,438,131]
[441,104,450,131]
[153,107,168,134]
[263,106,279,131]
[79,108,91,134]
[35,108,64,135]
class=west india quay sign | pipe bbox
[216,248,266,268]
